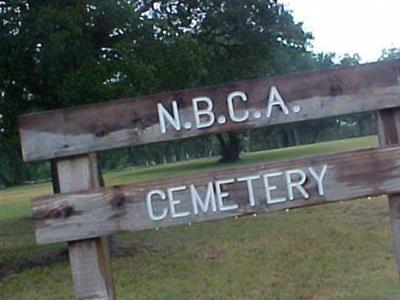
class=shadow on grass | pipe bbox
[0,247,68,280]
[0,215,64,279]
[0,216,160,280]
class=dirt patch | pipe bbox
[0,248,68,280]
[0,241,159,280]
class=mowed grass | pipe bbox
[2,136,400,299]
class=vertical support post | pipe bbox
[52,153,115,300]
[377,109,400,279]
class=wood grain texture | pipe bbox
[34,146,400,244]
[377,109,400,280]
[55,154,115,300]
[19,59,400,162]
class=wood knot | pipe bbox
[95,130,107,137]
[52,204,74,219]
[111,188,126,209]
[329,84,343,97]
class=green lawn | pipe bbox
[2,136,400,299]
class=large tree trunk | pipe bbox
[216,133,241,163]
[127,147,139,167]
[174,143,184,161]
[281,128,297,148]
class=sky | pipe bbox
[281,0,400,62]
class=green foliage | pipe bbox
[156,0,316,162]
[0,1,381,186]
[340,53,361,66]
[0,1,146,185]
[379,47,400,61]
[0,0,316,184]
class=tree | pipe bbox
[340,53,361,66]
[0,0,314,185]
[0,1,159,185]
[145,0,314,161]
[380,47,400,61]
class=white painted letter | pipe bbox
[308,165,328,196]
[192,97,215,129]
[237,175,260,206]
[167,185,190,218]
[190,182,217,215]
[146,189,168,221]
[266,86,289,118]
[285,169,309,200]
[227,91,249,122]
[215,178,238,211]
[263,172,286,204]
[158,101,181,133]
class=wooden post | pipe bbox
[52,153,115,300]
[378,109,400,278]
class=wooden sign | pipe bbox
[34,146,400,244]
[19,60,400,162]
[18,59,400,300]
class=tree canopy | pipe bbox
[0,1,335,186]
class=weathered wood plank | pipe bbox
[377,109,400,280]
[19,59,400,162]
[55,154,115,300]
[34,146,400,244]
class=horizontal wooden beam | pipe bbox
[19,59,400,162]
[33,145,400,244]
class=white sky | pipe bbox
[281,0,400,62]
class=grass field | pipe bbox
[2,136,400,299]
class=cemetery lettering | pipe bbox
[153,85,326,222]
[157,85,298,133]
[146,164,328,221]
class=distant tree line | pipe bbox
[0,1,398,187]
